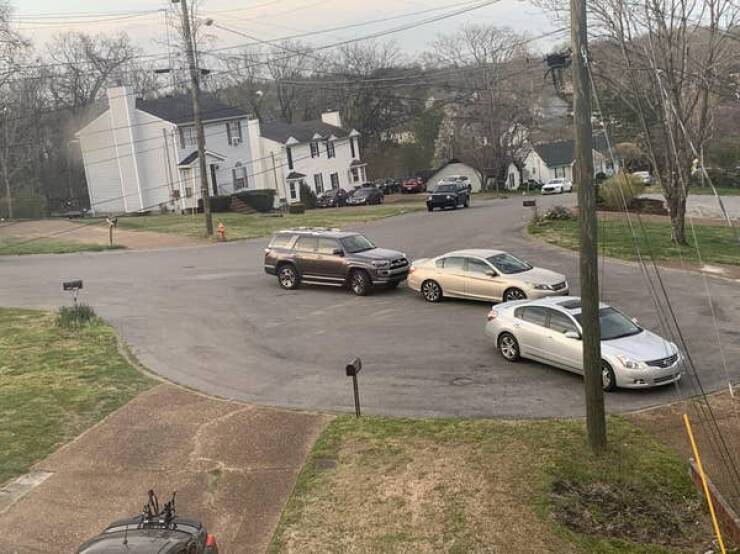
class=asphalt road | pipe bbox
[2,195,738,418]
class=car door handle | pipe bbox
[513,323,521,328]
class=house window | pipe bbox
[330,172,339,189]
[351,167,359,183]
[289,181,297,200]
[310,141,320,158]
[326,140,335,159]
[179,126,197,148]
[232,162,248,190]
[286,147,294,170]
[350,137,356,158]
[313,173,324,194]
[226,121,243,145]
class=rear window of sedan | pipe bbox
[514,306,548,326]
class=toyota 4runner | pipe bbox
[264,228,409,295]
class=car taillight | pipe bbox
[487,308,497,321]
[205,533,218,550]
[409,265,416,273]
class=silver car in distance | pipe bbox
[408,249,568,303]
[485,296,682,391]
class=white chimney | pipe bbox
[321,111,342,128]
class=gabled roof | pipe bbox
[532,135,610,167]
[260,120,351,144]
[136,95,247,125]
[286,171,306,179]
[178,150,227,166]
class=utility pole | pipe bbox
[178,0,212,236]
[571,0,606,452]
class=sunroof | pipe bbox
[558,299,582,309]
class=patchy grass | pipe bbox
[641,185,740,196]
[0,237,125,256]
[0,309,153,484]
[268,416,712,554]
[116,205,424,240]
[528,218,740,266]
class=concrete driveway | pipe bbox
[0,195,738,418]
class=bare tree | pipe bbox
[265,41,315,123]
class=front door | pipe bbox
[210,164,218,196]
[465,257,499,301]
[543,309,583,372]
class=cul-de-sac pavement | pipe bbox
[2,195,738,419]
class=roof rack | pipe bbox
[283,226,342,233]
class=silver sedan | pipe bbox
[485,296,682,391]
[408,249,568,303]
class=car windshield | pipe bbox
[435,184,457,192]
[487,253,532,274]
[574,307,643,340]
[341,234,376,253]
[548,179,563,184]
[354,189,372,196]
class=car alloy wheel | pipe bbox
[602,362,617,391]
[421,280,442,302]
[278,265,298,290]
[503,288,526,301]
[350,270,371,296]
[498,333,520,361]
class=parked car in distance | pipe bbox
[347,185,383,205]
[426,182,470,211]
[376,179,401,194]
[408,249,568,303]
[401,177,426,193]
[316,187,349,208]
[264,228,409,295]
[485,296,682,391]
[541,178,573,194]
[632,170,653,184]
[77,491,219,554]
[524,178,544,191]
[438,175,472,190]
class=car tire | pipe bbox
[503,288,527,302]
[498,332,520,362]
[349,269,372,296]
[277,264,300,290]
[421,279,443,302]
[386,281,401,290]
[427,206,433,212]
[464,197,469,208]
[602,361,617,392]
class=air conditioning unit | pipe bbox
[231,137,240,146]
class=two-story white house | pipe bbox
[76,86,263,215]
[255,112,364,204]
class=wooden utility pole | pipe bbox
[179,0,213,236]
[571,0,606,452]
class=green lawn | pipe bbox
[529,218,740,266]
[0,309,153,484]
[0,237,125,256]
[269,416,710,554]
[116,205,424,240]
[642,185,740,196]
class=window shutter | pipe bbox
[237,121,243,143]
[226,122,232,144]
[232,168,237,187]
[287,147,293,170]
[179,127,185,149]
[350,137,355,158]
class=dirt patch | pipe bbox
[550,479,704,548]
[598,197,670,215]
[0,219,201,250]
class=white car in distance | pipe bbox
[541,178,572,194]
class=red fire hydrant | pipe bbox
[217,222,225,242]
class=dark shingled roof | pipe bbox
[260,120,350,144]
[136,95,247,124]
[533,135,609,167]
[286,171,306,179]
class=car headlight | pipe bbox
[427,195,433,201]
[616,354,646,369]
[372,260,390,268]
[446,195,453,199]
[533,284,554,291]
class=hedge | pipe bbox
[233,190,276,212]
[0,191,48,219]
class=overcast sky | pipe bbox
[14,0,563,58]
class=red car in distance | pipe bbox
[401,178,426,193]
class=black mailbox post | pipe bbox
[62,280,83,305]
[345,357,362,417]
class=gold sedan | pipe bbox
[408,249,569,303]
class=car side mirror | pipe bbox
[486,270,497,278]
[631,317,639,325]
[332,248,344,256]
[564,331,581,340]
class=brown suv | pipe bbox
[264,228,409,295]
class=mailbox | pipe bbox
[345,357,362,377]
[523,199,537,207]
[62,280,83,291]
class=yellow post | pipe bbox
[683,413,727,554]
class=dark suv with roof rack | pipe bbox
[264,228,409,295]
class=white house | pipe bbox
[76,86,364,214]
[256,112,363,204]
[76,86,262,215]
[426,159,483,193]
[523,136,616,184]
